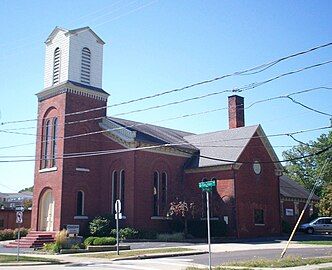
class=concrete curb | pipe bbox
[112,250,208,261]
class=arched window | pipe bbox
[112,171,118,214]
[76,191,84,216]
[120,170,125,213]
[53,47,60,84]
[51,117,58,167]
[81,47,91,84]
[41,120,51,168]
[160,172,167,213]
[153,171,159,216]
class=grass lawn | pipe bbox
[0,254,59,264]
[297,240,332,245]
[222,256,332,268]
[79,247,194,259]
[186,256,332,270]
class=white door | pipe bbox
[39,190,54,231]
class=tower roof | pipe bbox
[45,26,105,45]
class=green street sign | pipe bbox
[198,180,216,191]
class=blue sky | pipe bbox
[0,0,331,192]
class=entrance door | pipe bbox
[38,189,54,231]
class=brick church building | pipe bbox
[31,26,282,238]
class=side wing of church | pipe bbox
[31,27,282,238]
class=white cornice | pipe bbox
[185,163,242,173]
[36,81,109,102]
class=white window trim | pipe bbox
[39,167,57,173]
[74,215,88,220]
[111,170,117,214]
[151,216,171,220]
[76,167,90,172]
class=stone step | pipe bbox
[5,231,55,249]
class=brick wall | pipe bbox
[0,210,31,230]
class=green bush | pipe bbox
[92,237,116,246]
[89,215,114,237]
[188,219,227,237]
[282,220,292,233]
[43,242,61,253]
[110,227,138,240]
[84,236,97,247]
[156,232,185,242]
[0,229,14,241]
[137,230,157,239]
[14,227,29,239]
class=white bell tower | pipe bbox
[43,26,105,89]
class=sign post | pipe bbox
[115,199,121,255]
[198,180,216,270]
[15,206,24,262]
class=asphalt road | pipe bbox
[182,246,332,266]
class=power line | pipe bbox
[0,132,331,164]
[1,41,332,126]
[0,125,330,162]
[0,87,331,151]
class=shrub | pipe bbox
[14,227,29,239]
[84,236,97,247]
[188,219,227,238]
[156,232,185,242]
[89,215,114,237]
[137,230,157,239]
[92,237,116,246]
[110,227,138,240]
[43,242,61,253]
[282,220,292,233]
[0,229,14,241]
[55,229,68,247]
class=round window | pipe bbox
[253,161,261,175]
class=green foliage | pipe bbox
[84,236,97,247]
[282,220,292,233]
[43,242,61,253]
[110,227,138,240]
[137,230,157,239]
[282,131,332,215]
[156,232,185,241]
[317,184,332,216]
[13,227,29,239]
[18,186,34,193]
[187,219,227,237]
[0,229,14,241]
[92,237,116,246]
[89,215,114,237]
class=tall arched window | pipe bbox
[120,170,125,214]
[51,117,58,167]
[112,171,118,214]
[153,171,159,216]
[160,172,167,213]
[41,120,51,168]
[53,47,60,84]
[81,47,91,84]
[76,191,84,216]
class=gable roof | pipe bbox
[45,26,105,45]
[184,125,259,167]
[106,117,197,150]
[280,175,320,201]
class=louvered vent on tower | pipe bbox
[81,47,91,85]
[53,47,60,84]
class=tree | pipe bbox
[317,184,332,216]
[167,200,197,236]
[282,131,332,214]
[19,186,34,193]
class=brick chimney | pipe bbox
[228,95,245,129]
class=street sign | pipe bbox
[115,199,121,213]
[16,211,23,224]
[15,206,24,212]
[198,180,216,191]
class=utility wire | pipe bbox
[1,41,332,126]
